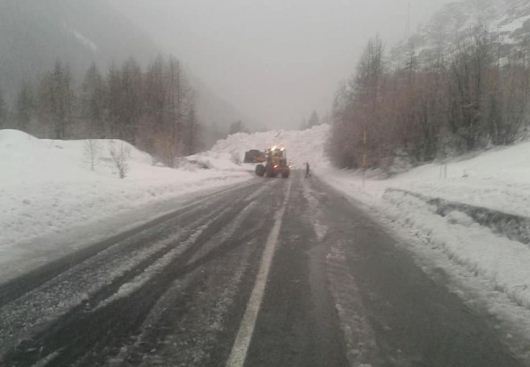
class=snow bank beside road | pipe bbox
[320,143,530,343]
[383,189,530,309]
[323,141,530,218]
[0,129,251,281]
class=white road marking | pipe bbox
[226,179,293,367]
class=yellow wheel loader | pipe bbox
[255,146,290,178]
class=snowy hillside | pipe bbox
[0,130,251,281]
[326,142,530,218]
[0,0,158,97]
[0,1,246,141]
[392,0,530,65]
[211,124,330,169]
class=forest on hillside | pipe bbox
[328,26,530,171]
[0,56,203,166]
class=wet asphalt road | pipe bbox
[0,171,524,367]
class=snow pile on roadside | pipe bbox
[211,124,330,169]
[320,142,530,329]
[384,190,530,308]
[323,140,530,217]
[0,129,251,253]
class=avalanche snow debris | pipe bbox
[211,124,330,169]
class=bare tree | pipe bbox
[143,55,200,165]
[448,28,494,151]
[0,87,7,129]
[38,61,74,139]
[13,55,203,163]
[84,139,101,171]
[108,140,131,179]
[81,63,107,138]
[328,25,530,171]
[120,58,144,144]
[493,51,530,144]
[183,101,201,155]
[15,82,34,133]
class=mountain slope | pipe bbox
[0,0,158,98]
[0,0,250,144]
[392,0,530,65]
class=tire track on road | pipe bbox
[0,180,259,307]
[225,178,292,367]
[114,200,277,366]
[0,189,253,359]
[0,180,279,367]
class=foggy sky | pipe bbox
[110,0,452,129]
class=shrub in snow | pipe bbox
[108,140,131,179]
[83,140,100,171]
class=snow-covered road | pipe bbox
[0,172,524,367]
[4,125,530,365]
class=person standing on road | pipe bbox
[305,162,311,178]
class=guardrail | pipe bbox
[384,188,530,245]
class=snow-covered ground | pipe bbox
[324,142,530,218]
[0,129,252,282]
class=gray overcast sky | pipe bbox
[110,0,452,129]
